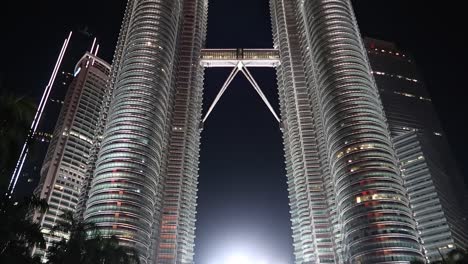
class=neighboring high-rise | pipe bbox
[32,52,110,255]
[80,0,423,263]
[365,38,468,261]
[9,32,105,198]
[14,71,73,198]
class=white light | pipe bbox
[89,37,97,54]
[74,67,81,77]
[225,255,250,264]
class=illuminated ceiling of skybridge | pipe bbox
[200,48,280,68]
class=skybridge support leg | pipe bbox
[203,66,240,122]
[240,64,281,123]
[202,62,281,124]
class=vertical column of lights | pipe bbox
[76,0,135,220]
[8,32,72,195]
[83,0,183,263]
[293,0,343,260]
[156,0,208,263]
[85,37,97,68]
[270,0,337,263]
[300,0,422,262]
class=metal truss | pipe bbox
[201,49,281,123]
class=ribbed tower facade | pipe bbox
[32,53,110,257]
[81,0,424,263]
[81,0,208,263]
[271,0,422,263]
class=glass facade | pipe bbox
[82,0,186,262]
[155,0,207,263]
[32,53,110,259]
[365,38,468,262]
[81,0,208,263]
[271,0,423,263]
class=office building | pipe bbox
[32,52,110,256]
[365,38,468,261]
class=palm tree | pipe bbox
[0,86,36,190]
[46,212,139,264]
[97,236,140,264]
[411,248,468,264]
[445,248,468,264]
[0,195,47,264]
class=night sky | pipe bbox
[2,1,467,263]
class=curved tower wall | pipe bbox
[270,0,338,262]
[77,0,137,220]
[271,0,423,263]
[155,0,208,263]
[83,0,184,262]
[82,0,208,263]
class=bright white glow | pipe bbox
[89,37,97,54]
[225,254,250,264]
[94,44,100,56]
[92,44,100,65]
[74,67,81,77]
[222,254,276,264]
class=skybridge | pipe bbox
[200,48,281,123]
[200,48,280,68]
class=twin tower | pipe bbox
[77,0,424,263]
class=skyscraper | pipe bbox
[80,0,423,263]
[9,32,106,198]
[13,71,74,198]
[365,38,468,261]
[32,52,110,256]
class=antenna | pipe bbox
[7,32,73,195]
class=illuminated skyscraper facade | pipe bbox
[81,0,424,263]
[270,1,422,263]
[81,1,208,263]
[365,38,468,261]
[33,53,110,256]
